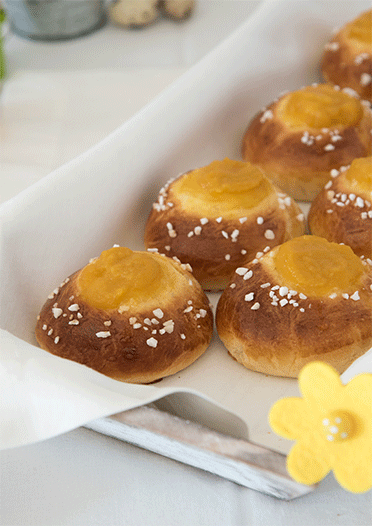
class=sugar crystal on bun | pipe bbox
[216,236,372,378]
[36,247,213,384]
[242,83,372,201]
[144,158,305,291]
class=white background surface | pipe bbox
[1,1,372,525]
[0,0,259,203]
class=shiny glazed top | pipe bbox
[78,247,171,310]
[173,158,275,218]
[273,236,365,297]
[344,156,372,197]
[277,84,363,130]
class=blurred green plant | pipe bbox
[0,8,5,80]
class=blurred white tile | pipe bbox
[0,1,258,205]
[0,118,62,167]
[0,68,185,202]
[0,72,68,122]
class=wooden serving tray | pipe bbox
[86,405,315,500]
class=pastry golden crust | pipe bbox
[35,248,213,384]
[241,83,372,202]
[144,159,306,291]
[216,237,372,378]
[308,157,372,259]
[321,9,372,102]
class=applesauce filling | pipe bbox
[347,10,372,47]
[274,236,364,297]
[173,158,275,218]
[344,156,372,196]
[277,84,363,130]
[78,247,168,310]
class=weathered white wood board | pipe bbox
[86,405,315,500]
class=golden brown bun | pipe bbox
[241,84,372,202]
[144,170,306,291]
[215,246,372,378]
[308,162,372,259]
[321,9,372,102]
[35,251,213,384]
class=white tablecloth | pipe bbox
[1,2,371,525]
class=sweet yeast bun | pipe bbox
[241,83,372,202]
[216,235,372,378]
[144,158,306,291]
[321,9,372,102]
[308,156,372,259]
[35,246,213,384]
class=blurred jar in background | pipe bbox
[0,5,6,92]
[4,0,106,41]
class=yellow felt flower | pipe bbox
[269,361,372,493]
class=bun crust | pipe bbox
[35,252,213,384]
[308,165,372,259]
[321,9,372,102]
[216,248,372,378]
[144,172,305,291]
[241,85,372,202]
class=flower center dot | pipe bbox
[322,410,355,442]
